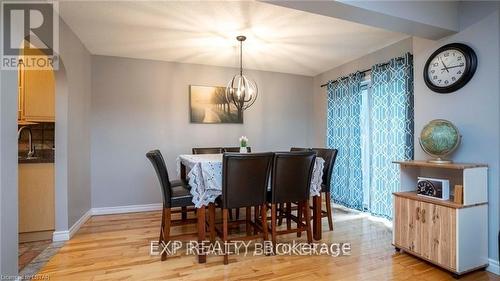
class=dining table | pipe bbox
[177,153,326,263]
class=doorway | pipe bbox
[17,43,56,272]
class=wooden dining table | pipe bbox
[177,153,326,263]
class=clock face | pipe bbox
[424,43,477,93]
[427,49,466,87]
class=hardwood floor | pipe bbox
[35,207,499,281]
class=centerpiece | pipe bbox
[239,136,248,153]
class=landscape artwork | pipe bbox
[189,85,243,124]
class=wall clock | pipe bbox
[423,43,477,94]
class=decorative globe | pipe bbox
[419,119,461,163]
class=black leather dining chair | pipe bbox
[222,147,252,219]
[278,147,312,226]
[223,147,252,153]
[290,147,310,152]
[268,151,316,247]
[311,148,338,231]
[192,147,224,154]
[209,152,273,264]
[146,150,197,261]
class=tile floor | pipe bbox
[18,240,65,278]
[18,240,52,270]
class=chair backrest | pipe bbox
[192,147,223,154]
[146,150,172,208]
[311,148,338,190]
[290,147,311,152]
[223,147,252,153]
[222,152,273,209]
[270,151,316,204]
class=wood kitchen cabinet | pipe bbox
[393,161,488,277]
[18,163,55,242]
[18,47,55,123]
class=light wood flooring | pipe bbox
[35,208,499,281]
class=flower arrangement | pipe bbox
[239,136,248,148]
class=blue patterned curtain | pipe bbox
[370,53,414,219]
[326,72,364,210]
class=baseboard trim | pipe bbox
[52,209,92,242]
[91,203,162,216]
[52,230,69,242]
[488,258,500,275]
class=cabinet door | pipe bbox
[394,196,421,253]
[22,48,55,122]
[18,164,55,232]
[420,202,456,270]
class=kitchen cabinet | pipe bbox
[18,47,55,123]
[18,163,54,242]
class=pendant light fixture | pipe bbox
[225,35,258,112]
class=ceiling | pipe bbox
[59,1,408,76]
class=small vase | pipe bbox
[240,147,247,153]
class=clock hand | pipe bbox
[439,57,449,73]
[441,64,464,70]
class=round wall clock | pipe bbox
[423,43,477,94]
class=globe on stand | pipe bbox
[419,119,461,164]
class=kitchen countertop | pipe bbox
[18,149,54,164]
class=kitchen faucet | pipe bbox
[18,126,35,158]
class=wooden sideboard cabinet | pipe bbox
[392,161,488,277]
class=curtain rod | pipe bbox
[320,57,405,88]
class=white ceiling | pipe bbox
[59,1,408,76]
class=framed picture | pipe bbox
[189,85,243,124]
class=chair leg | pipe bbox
[253,206,259,235]
[222,209,229,265]
[278,203,283,226]
[303,200,313,243]
[159,207,165,244]
[246,207,252,236]
[261,204,268,241]
[325,192,333,231]
[297,202,302,237]
[208,203,216,243]
[271,204,277,253]
[181,206,187,220]
[286,202,292,230]
[161,208,171,261]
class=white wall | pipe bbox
[0,17,92,274]
[311,37,413,146]
[339,1,459,31]
[90,56,313,208]
[311,4,500,268]
[0,58,19,277]
[413,8,500,265]
[58,20,92,228]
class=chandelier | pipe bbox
[225,35,258,111]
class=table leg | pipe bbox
[313,194,322,240]
[197,206,206,263]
